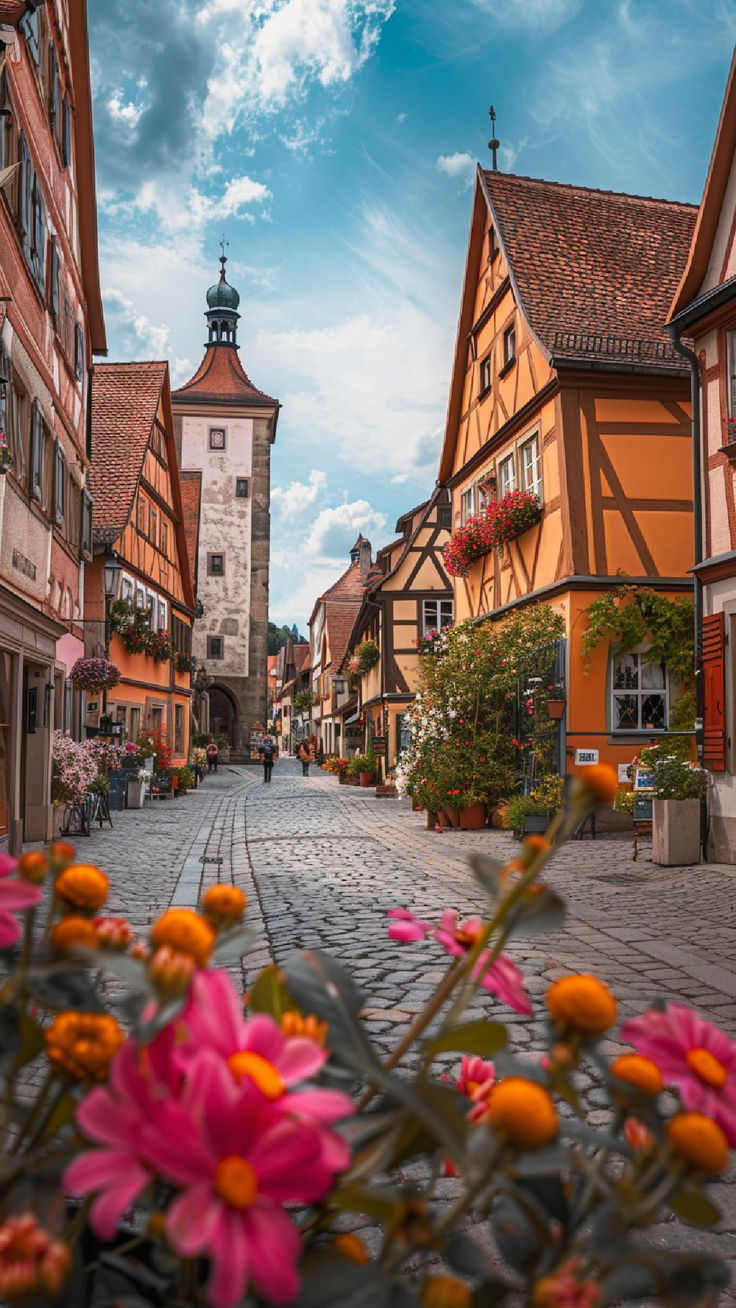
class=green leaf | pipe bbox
[469,853,507,896]
[670,1187,721,1227]
[508,888,566,937]
[330,1183,401,1221]
[211,925,256,964]
[12,1011,45,1073]
[284,950,379,1076]
[40,1091,77,1143]
[248,963,298,1019]
[424,1020,508,1059]
[137,994,186,1045]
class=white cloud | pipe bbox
[107,93,145,130]
[220,175,273,214]
[305,499,386,557]
[469,0,580,32]
[436,151,476,185]
[103,288,172,359]
[272,469,327,520]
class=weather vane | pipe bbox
[488,105,500,171]
[219,235,229,276]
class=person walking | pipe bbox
[205,741,219,773]
[297,739,313,777]
[260,735,276,783]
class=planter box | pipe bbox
[459,801,487,829]
[652,797,701,866]
[126,778,146,809]
[517,811,555,839]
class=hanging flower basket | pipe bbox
[174,650,195,675]
[443,490,541,577]
[69,657,121,692]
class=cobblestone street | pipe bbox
[69,757,736,1293]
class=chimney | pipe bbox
[359,538,372,583]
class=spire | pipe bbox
[488,105,500,171]
[205,241,241,347]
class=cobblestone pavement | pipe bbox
[61,757,736,1295]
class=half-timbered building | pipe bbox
[345,489,452,770]
[86,362,195,764]
[309,539,370,756]
[439,168,697,778]
[668,49,736,860]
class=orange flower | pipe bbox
[45,1011,124,1082]
[150,908,214,968]
[201,884,247,926]
[611,1054,663,1096]
[55,863,109,911]
[0,1214,70,1300]
[94,916,133,951]
[48,841,75,874]
[523,835,550,856]
[16,851,48,884]
[421,1275,472,1308]
[148,946,196,998]
[667,1112,729,1174]
[333,1234,370,1265]
[532,1259,599,1308]
[280,1011,328,1045]
[546,974,617,1036]
[50,915,100,953]
[488,1077,558,1148]
[576,763,617,807]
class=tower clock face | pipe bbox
[209,428,226,450]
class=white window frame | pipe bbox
[146,590,157,628]
[158,598,168,633]
[520,433,542,501]
[479,354,491,394]
[503,323,516,367]
[498,452,516,498]
[422,598,454,637]
[120,574,134,605]
[460,485,476,524]
[610,650,669,733]
[135,583,146,610]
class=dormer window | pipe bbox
[503,324,516,368]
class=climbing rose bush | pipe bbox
[0,767,731,1307]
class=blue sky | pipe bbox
[87,0,735,633]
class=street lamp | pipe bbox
[101,555,122,728]
[331,674,347,696]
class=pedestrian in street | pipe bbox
[260,734,276,783]
[297,739,314,777]
[205,741,219,773]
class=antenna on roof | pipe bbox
[488,105,500,171]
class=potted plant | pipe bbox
[545,680,567,719]
[126,767,149,808]
[347,753,377,786]
[651,756,707,866]
[503,776,564,840]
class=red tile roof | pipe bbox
[171,345,278,408]
[179,470,202,585]
[89,362,168,541]
[482,171,698,372]
[293,645,311,674]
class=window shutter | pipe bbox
[703,612,726,771]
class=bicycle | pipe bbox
[60,798,90,837]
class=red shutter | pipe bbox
[703,612,726,771]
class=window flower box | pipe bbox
[443,490,541,578]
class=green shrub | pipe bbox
[503,776,564,833]
[347,753,377,777]
[651,758,707,801]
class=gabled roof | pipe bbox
[179,470,202,588]
[90,361,169,539]
[669,48,736,320]
[481,170,697,372]
[293,644,311,674]
[171,344,279,411]
[321,558,366,604]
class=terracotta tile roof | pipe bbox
[326,601,362,673]
[482,172,698,372]
[293,645,311,673]
[89,362,167,541]
[171,345,278,408]
[321,558,366,603]
[179,470,202,585]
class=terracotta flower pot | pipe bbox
[441,807,461,828]
[546,698,566,720]
[359,771,376,787]
[459,801,487,830]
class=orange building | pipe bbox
[85,362,195,763]
[0,0,106,847]
[668,48,736,859]
[439,168,697,779]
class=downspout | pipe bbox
[668,327,704,760]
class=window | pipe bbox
[7,374,27,482]
[54,441,65,527]
[479,354,492,395]
[129,706,140,742]
[158,599,168,633]
[137,496,146,532]
[174,704,184,754]
[135,583,146,610]
[120,574,133,604]
[74,324,84,382]
[208,427,226,450]
[460,484,476,524]
[149,504,157,545]
[235,477,249,498]
[208,553,224,575]
[49,237,60,321]
[146,591,157,628]
[160,520,169,557]
[81,491,93,560]
[48,39,62,149]
[62,97,72,168]
[498,452,516,498]
[19,9,42,66]
[208,635,223,660]
[520,434,542,500]
[438,504,451,529]
[502,324,516,369]
[149,705,163,733]
[30,401,47,505]
[0,341,8,446]
[422,599,454,637]
[611,652,668,732]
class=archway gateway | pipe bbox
[209,684,239,746]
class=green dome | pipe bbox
[206,276,240,311]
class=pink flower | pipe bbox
[473,951,533,1015]
[0,854,41,948]
[178,972,353,1169]
[143,1051,334,1307]
[456,1055,496,1101]
[388,907,431,942]
[620,1003,736,1144]
[434,910,484,956]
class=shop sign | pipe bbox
[575,748,599,766]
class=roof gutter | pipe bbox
[666,322,704,759]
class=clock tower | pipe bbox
[171,251,279,753]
